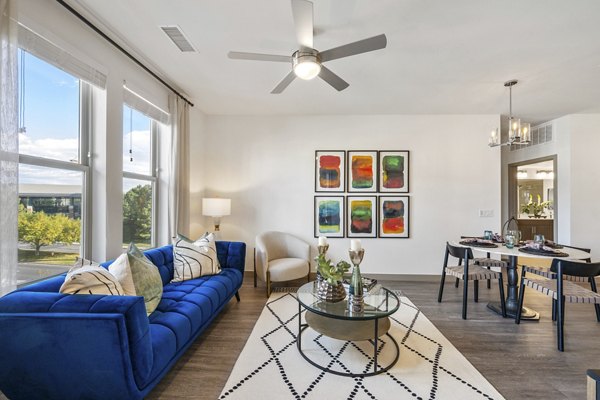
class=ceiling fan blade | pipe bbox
[291,0,314,49]
[228,51,292,63]
[271,71,296,94]
[319,34,387,62]
[318,65,349,91]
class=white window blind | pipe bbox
[18,24,107,89]
[123,84,170,125]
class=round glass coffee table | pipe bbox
[296,281,400,377]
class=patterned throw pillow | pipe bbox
[109,244,163,315]
[60,258,124,296]
[172,233,221,282]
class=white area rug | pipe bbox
[219,292,505,400]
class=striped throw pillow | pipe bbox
[60,258,124,296]
[172,233,221,282]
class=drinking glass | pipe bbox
[534,234,545,245]
[507,229,521,244]
[483,230,493,240]
[505,233,515,249]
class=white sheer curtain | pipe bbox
[0,0,18,294]
[168,94,190,239]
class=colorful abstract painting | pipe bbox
[347,196,377,238]
[315,151,345,192]
[378,151,409,193]
[379,196,410,238]
[348,151,377,192]
[314,196,345,237]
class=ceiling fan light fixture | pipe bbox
[292,50,321,80]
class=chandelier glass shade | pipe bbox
[489,80,532,147]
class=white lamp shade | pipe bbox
[202,198,231,217]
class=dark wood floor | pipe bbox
[146,273,600,400]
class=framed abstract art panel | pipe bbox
[378,196,410,238]
[346,196,377,238]
[347,150,377,193]
[378,151,409,193]
[314,196,345,238]
[315,150,345,192]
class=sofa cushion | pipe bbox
[60,259,124,296]
[108,253,137,295]
[172,233,220,282]
[106,246,162,315]
[150,268,243,351]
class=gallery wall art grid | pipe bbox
[314,150,410,239]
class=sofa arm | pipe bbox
[0,292,153,398]
[216,241,247,275]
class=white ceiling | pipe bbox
[71,0,600,123]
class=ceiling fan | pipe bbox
[227,0,387,94]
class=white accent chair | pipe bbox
[255,231,311,297]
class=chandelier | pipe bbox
[488,80,531,147]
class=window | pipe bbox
[17,49,91,284]
[122,105,157,249]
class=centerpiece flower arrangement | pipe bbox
[521,194,551,218]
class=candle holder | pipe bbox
[348,248,365,314]
[317,244,329,256]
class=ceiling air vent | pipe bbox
[160,25,195,52]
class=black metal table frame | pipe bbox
[296,301,400,378]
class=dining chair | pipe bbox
[458,237,507,290]
[515,258,600,351]
[438,242,507,320]
[520,246,599,321]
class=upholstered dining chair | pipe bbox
[438,242,507,320]
[255,231,311,297]
[515,258,600,351]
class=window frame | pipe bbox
[122,115,159,248]
[17,51,92,261]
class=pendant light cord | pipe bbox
[129,108,133,162]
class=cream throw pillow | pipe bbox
[60,258,124,296]
[172,233,221,282]
[109,244,163,315]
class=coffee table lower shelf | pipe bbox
[296,309,400,378]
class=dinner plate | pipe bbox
[459,240,498,248]
[518,247,569,257]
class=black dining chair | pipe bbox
[515,258,600,351]
[458,236,507,290]
[520,246,599,321]
[438,242,507,320]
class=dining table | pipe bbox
[452,240,592,320]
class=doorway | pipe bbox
[507,156,557,241]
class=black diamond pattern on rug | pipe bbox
[219,293,504,400]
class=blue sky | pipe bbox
[19,50,151,186]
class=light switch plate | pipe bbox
[479,209,494,217]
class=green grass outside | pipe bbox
[18,249,78,265]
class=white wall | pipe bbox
[566,115,600,253]
[191,114,502,275]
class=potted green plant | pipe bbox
[521,194,551,218]
[315,254,350,302]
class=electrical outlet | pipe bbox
[478,209,494,217]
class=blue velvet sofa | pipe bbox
[0,241,246,400]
